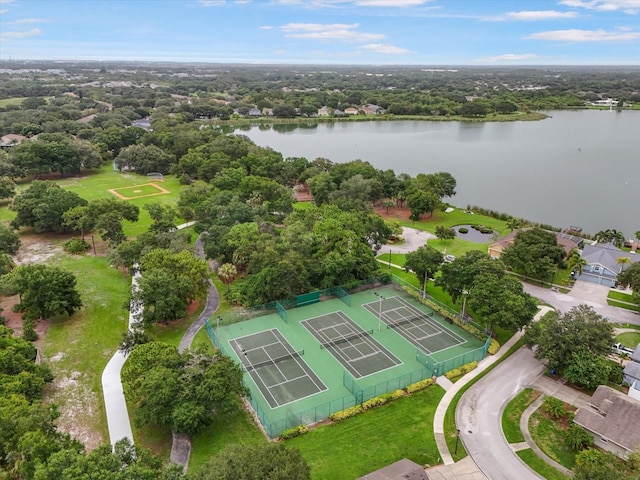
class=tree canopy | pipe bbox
[501,228,566,280]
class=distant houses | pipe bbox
[488,229,582,260]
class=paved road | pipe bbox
[456,347,547,480]
[378,226,436,255]
[522,282,640,325]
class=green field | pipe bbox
[0,97,27,107]
[616,332,640,348]
[501,388,541,443]
[517,449,571,480]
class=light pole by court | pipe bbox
[455,429,461,455]
[374,292,385,332]
[460,290,469,321]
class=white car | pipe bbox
[444,255,456,263]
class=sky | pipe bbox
[0,0,639,65]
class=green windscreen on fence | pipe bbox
[276,301,287,323]
[335,286,351,307]
[297,292,320,307]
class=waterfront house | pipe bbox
[624,344,640,387]
[577,243,640,287]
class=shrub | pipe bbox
[488,338,500,355]
[565,424,592,451]
[362,390,406,410]
[279,424,309,440]
[63,238,90,254]
[178,173,192,185]
[405,377,434,393]
[608,362,624,384]
[445,361,478,379]
[543,396,566,419]
[329,405,363,422]
[458,227,469,234]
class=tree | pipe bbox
[435,225,456,242]
[3,264,83,322]
[10,181,88,233]
[618,262,640,305]
[406,190,440,220]
[217,263,237,294]
[506,217,523,232]
[115,144,175,174]
[568,250,587,276]
[382,198,395,214]
[466,273,537,332]
[0,224,21,255]
[122,343,247,436]
[574,448,631,480]
[0,176,16,199]
[436,250,506,303]
[616,256,631,273]
[501,228,566,281]
[190,443,310,480]
[404,245,444,293]
[564,350,611,389]
[564,424,592,451]
[595,228,625,248]
[523,305,614,376]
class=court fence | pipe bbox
[342,367,432,405]
[415,336,492,377]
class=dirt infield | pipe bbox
[108,182,170,200]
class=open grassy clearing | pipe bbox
[608,290,636,302]
[397,208,509,236]
[501,388,542,443]
[516,449,571,480]
[0,96,27,107]
[529,408,578,469]
[616,332,640,348]
[41,253,131,448]
[286,386,445,480]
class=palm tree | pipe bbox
[217,263,238,293]
[506,217,522,232]
[617,256,631,273]
[595,228,625,247]
[568,250,587,276]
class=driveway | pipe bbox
[456,348,547,480]
[378,227,436,255]
[568,280,611,305]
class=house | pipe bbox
[577,243,640,287]
[344,107,359,115]
[573,385,640,459]
[317,106,330,116]
[356,458,429,480]
[248,108,262,117]
[362,104,382,115]
[0,133,27,148]
[487,230,580,260]
[624,344,640,386]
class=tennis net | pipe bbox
[244,350,304,372]
[386,315,428,330]
[320,330,373,349]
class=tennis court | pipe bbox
[229,329,327,408]
[363,296,467,354]
[301,311,402,379]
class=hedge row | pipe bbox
[445,361,478,380]
[278,424,309,440]
[405,377,435,394]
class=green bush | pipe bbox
[279,424,309,440]
[329,405,363,422]
[488,338,500,355]
[405,377,434,393]
[362,390,406,410]
[543,396,566,419]
[608,362,624,384]
[63,238,90,254]
[458,227,469,234]
[445,361,478,379]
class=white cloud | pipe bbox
[0,28,42,40]
[0,9,7,14]
[0,0,16,4]
[260,25,273,30]
[8,18,51,25]
[527,28,640,41]
[198,0,226,6]
[483,53,541,62]
[560,0,640,14]
[503,10,579,20]
[276,0,431,6]
[359,43,411,54]
[281,22,385,42]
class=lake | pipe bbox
[236,110,640,238]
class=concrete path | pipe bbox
[426,457,488,480]
[171,233,221,468]
[101,269,140,446]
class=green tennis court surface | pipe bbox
[363,296,466,354]
[301,311,402,379]
[209,283,487,438]
[230,329,327,408]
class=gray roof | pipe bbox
[357,459,429,480]
[625,361,640,381]
[573,385,640,452]
[581,243,640,274]
[632,344,640,363]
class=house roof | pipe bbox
[581,243,640,274]
[625,361,640,381]
[488,230,519,254]
[573,385,640,452]
[357,459,429,480]
[632,344,640,363]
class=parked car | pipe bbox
[611,343,634,356]
[444,254,456,263]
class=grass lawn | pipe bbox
[286,385,445,480]
[2,164,184,236]
[529,408,578,469]
[616,332,640,348]
[293,201,314,211]
[380,252,406,266]
[608,290,636,302]
[0,96,27,107]
[42,253,132,447]
[517,449,571,480]
[397,208,509,236]
[607,299,640,312]
[501,388,542,443]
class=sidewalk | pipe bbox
[433,306,553,465]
